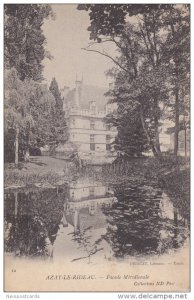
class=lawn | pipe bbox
[4,156,72,188]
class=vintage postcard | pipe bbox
[4,3,190,292]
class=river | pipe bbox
[4,173,189,266]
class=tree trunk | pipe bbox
[24,132,30,162]
[169,15,180,158]
[24,148,30,162]
[153,97,161,154]
[183,113,187,163]
[14,192,18,218]
[154,118,161,154]
[139,106,158,157]
[174,87,179,157]
[15,126,19,165]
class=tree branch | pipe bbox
[81,47,129,74]
[144,15,156,68]
[152,12,160,66]
[139,22,154,66]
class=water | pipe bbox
[4,176,189,265]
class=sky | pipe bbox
[42,4,116,89]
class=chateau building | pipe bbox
[61,79,117,160]
[61,79,189,159]
[63,179,117,232]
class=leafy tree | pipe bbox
[49,78,63,112]
[49,78,68,144]
[162,6,190,156]
[5,69,34,163]
[105,71,150,157]
[27,82,57,148]
[78,4,190,157]
[104,23,169,157]
[78,5,167,156]
[4,4,53,81]
[4,4,56,162]
[77,4,180,41]
[5,69,56,163]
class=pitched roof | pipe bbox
[66,84,108,111]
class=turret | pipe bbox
[75,76,83,107]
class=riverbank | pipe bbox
[5,155,189,219]
[88,156,190,220]
[4,156,73,189]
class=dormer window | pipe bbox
[91,105,96,114]
[90,101,96,114]
[90,120,95,130]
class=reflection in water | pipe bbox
[69,227,104,264]
[62,179,116,263]
[102,184,188,258]
[4,187,66,257]
[4,178,189,263]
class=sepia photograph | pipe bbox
[4,3,190,292]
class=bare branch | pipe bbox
[87,36,123,50]
[81,47,129,74]
[87,39,115,47]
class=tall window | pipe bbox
[90,134,95,151]
[106,135,110,142]
[90,120,95,130]
[90,134,95,143]
[89,186,95,196]
[106,124,111,131]
[106,135,111,151]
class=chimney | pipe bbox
[75,76,82,107]
[89,101,97,114]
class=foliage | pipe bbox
[4,68,57,162]
[49,77,63,112]
[4,4,53,81]
[102,182,187,257]
[49,78,68,144]
[162,6,190,155]
[78,4,190,157]
[77,4,173,41]
[104,26,169,156]
[4,188,66,256]
[105,76,150,157]
[4,4,56,162]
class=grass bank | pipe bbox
[4,156,76,188]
